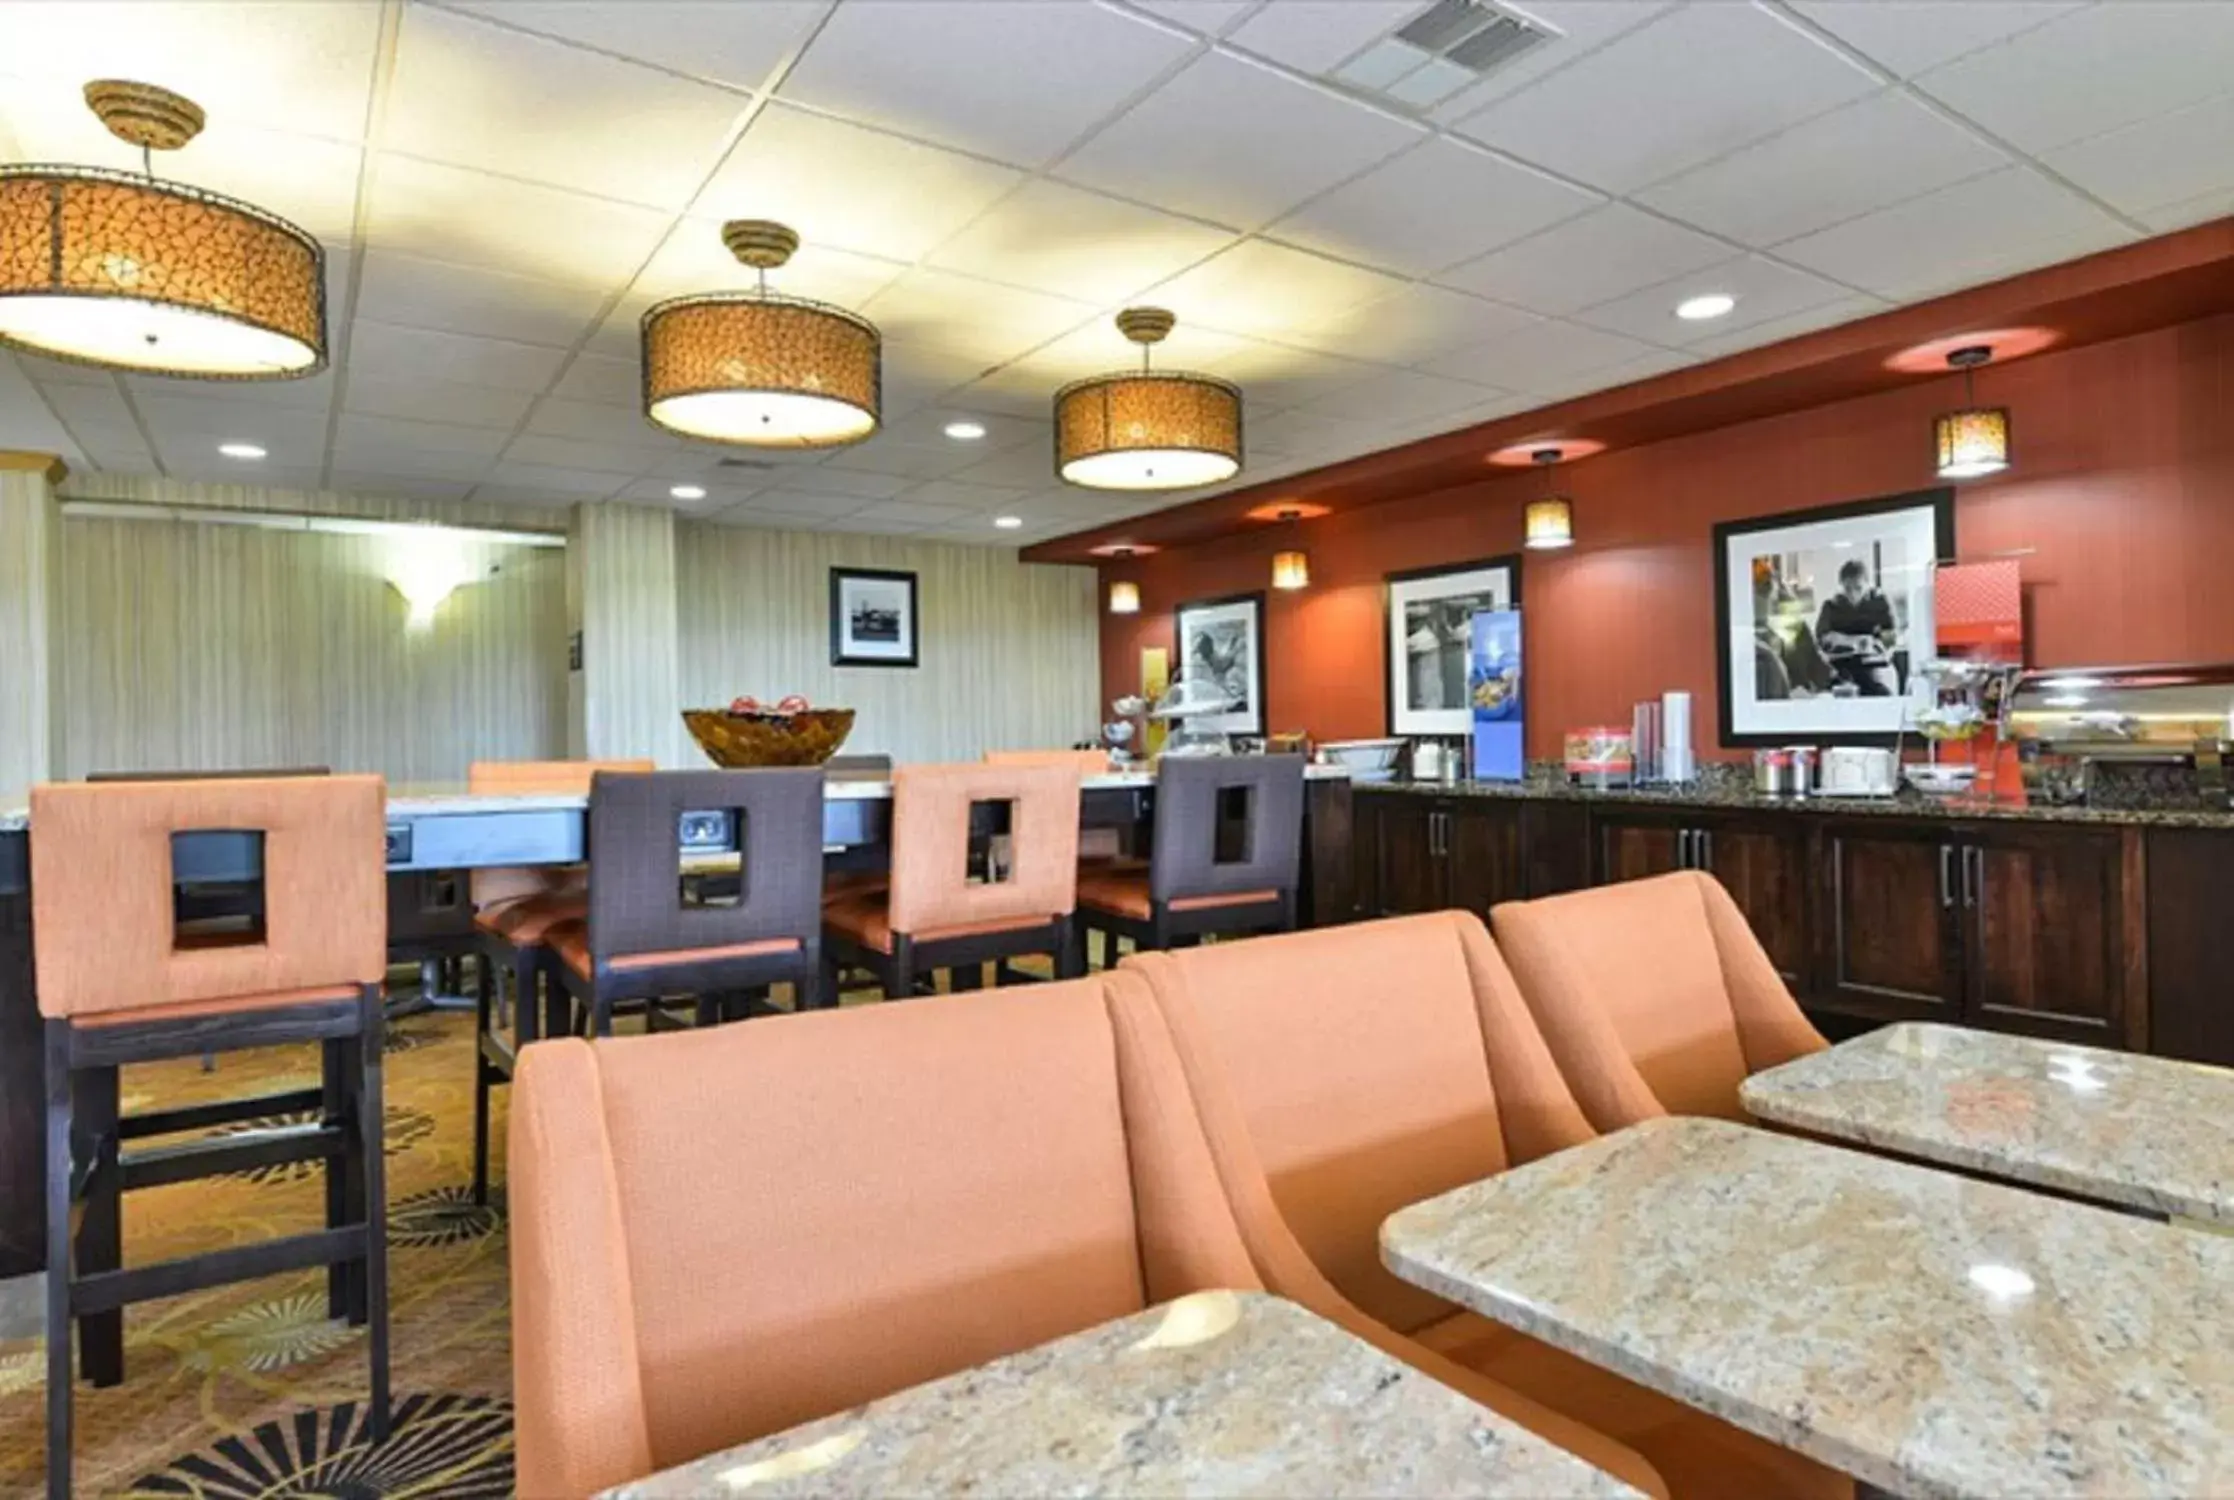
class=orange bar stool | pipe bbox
[823,762,1083,998]
[466,757,652,1204]
[31,775,392,1500]
[1078,754,1304,966]
[1490,870,1831,1130]
[545,768,828,1037]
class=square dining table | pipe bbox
[1382,1117,2234,1500]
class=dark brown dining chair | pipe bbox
[545,768,828,1037]
[1077,754,1305,964]
[31,775,391,1499]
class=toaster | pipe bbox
[1818,746,1897,797]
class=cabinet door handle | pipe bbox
[1676,828,1692,868]
[1697,829,1713,868]
[1964,844,1983,909]
[1939,844,1955,909]
[1429,811,1444,858]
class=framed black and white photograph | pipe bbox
[1714,488,1954,746]
[1384,555,1521,737]
[1174,591,1265,736]
[829,566,919,668]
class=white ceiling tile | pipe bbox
[874,408,1051,450]
[0,2,381,142]
[13,352,116,388]
[651,446,819,482]
[1057,51,1425,229]
[878,341,999,414]
[1288,284,1540,364]
[1242,406,1384,456]
[1125,0,1255,36]
[1427,2,1677,120]
[355,249,610,349]
[386,5,752,208]
[1201,341,1379,411]
[325,442,494,483]
[613,474,766,506]
[479,462,631,498]
[1265,135,1601,277]
[945,444,1060,488]
[693,104,1024,261]
[446,1,827,91]
[1144,239,1407,342]
[133,395,331,467]
[161,458,329,490]
[734,487,871,519]
[1636,90,2012,248]
[58,420,155,471]
[1434,203,1728,316]
[0,75,364,244]
[854,499,978,526]
[335,414,513,461]
[1685,294,1884,360]
[1528,345,1697,403]
[1418,318,1668,394]
[926,179,1235,302]
[121,367,342,417]
[779,0,1195,167]
[1571,255,1861,349]
[2041,90,2234,222]
[859,270,1097,366]
[366,153,670,289]
[1455,4,1879,194]
[756,465,912,500]
[805,510,937,535]
[1295,367,1505,424]
[2138,183,2234,236]
[1224,2,1419,73]
[816,440,984,482]
[502,433,665,476]
[347,320,570,394]
[327,471,481,504]
[1789,2,2082,77]
[896,479,1032,512]
[37,381,136,430]
[546,354,644,407]
[469,484,591,510]
[343,372,541,429]
[1914,2,2234,152]
[523,398,673,447]
[1774,165,2134,301]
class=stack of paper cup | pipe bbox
[1661,690,1695,784]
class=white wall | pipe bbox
[676,521,1100,765]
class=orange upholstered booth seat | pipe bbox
[507,973,1265,1499]
[466,759,655,932]
[1491,870,1830,1129]
[1121,913,1849,1500]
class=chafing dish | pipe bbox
[2004,663,2234,807]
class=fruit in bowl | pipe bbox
[683,697,857,767]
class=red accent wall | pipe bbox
[1099,313,2234,760]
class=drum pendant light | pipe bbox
[1056,308,1242,490]
[641,220,881,448]
[1523,448,1575,550]
[0,80,326,379]
[1934,344,2009,479]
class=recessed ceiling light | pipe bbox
[218,442,266,460]
[944,420,987,441]
[994,515,1024,529]
[1676,293,1736,322]
[670,484,707,501]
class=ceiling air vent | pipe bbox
[1331,0,1554,110]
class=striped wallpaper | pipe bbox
[0,465,59,804]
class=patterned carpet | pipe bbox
[0,1006,519,1498]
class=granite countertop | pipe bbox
[1381,1117,2234,1500]
[1741,1022,2234,1226]
[1354,770,2234,829]
[601,1291,1643,1499]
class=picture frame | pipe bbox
[1713,487,1955,747]
[1173,591,1265,736]
[829,566,920,668]
[1383,554,1522,737]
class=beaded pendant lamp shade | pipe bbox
[0,81,326,379]
[1934,345,2010,480]
[1523,448,1575,550]
[640,219,881,448]
[1055,308,1241,491]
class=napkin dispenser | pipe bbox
[1818,746,1896,797]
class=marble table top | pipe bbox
[1381,1117,2234,1500]
[600,1291,1643,1499]
[1741,1022,2234,1226]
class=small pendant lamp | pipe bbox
[1523,448,1575,550]
[1934,344,2009,479]
[1270,507,1310,590]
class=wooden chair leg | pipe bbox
[45,1023,74,1500]
[73,1064,123,1389]
[359,991,392,1444]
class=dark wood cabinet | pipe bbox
[1965,824,2142,1047]
[1353,793,1531,918]
[2145,828,2234,1066]
[1700,816,1812,988]
[1369,797,1446,917]
[1519,800,1592,898]
[1818,822,1965,1021]
[1444,800,1527,916]
[1593,807,1690,883]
